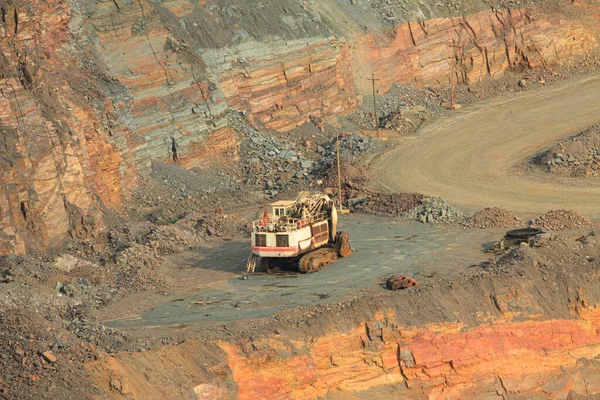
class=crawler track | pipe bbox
[298,248,338,273]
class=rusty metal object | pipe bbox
[335,231,352,257]
[298,248,338,273]
[502,228,543,249]
[386,275,419,290]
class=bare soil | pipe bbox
[371,74,600,218]
[6,28,600,400]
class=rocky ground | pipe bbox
[535,123,600,177]
[4,14,600,398]
[463,207,524,229]
[87,215,600,399]
[530,210,594,231]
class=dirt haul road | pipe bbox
[372,75,600,218]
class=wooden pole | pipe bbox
[368,73,380,138]
[450,61,455,107]
[263,179,268,222]
[336,131,343,209]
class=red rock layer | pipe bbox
[354,7,597,94]
[209,5,599,132]
[219,39,358,132]
[88,307,600,399]
[0,0,238,254]
[0,0,106,253]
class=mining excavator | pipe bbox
[246,192,352,274]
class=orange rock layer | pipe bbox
[88,307,600,399]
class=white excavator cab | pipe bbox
[269,200,295,220]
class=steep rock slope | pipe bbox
[87,238,600,398]
[0,0,598,254]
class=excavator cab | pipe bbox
[270,200,294,220]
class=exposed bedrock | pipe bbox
[0,0,597,253]
[88,242,600,398]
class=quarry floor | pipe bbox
[101,215,503,337]
[373,74,600,217]
[100,73,600,339]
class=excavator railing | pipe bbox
[252,211,329,233]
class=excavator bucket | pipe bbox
[335,231,352,257]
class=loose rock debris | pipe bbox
[400,197,466,224]
[463,207,524,229]
[530,210,594,231]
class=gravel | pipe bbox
[529,210,594,231]
[463,207,523,229]
[537,123,600,178]
[400,197,466,224]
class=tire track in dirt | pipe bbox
[372,75,600,218]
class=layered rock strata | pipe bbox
[88,241,600,398]
[0,0,598,253]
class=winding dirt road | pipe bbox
[372,75,600,218]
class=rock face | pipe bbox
[354,7,597,95]
[0,0,599,253]
[88,299,600,398]
[87,237,600,398]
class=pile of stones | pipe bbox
[400,197,466,224]
[463,207,523,229]
[230,112,316,196]
[530,210,593,231]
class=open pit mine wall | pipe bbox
[88,258,600,399]
[0,0,597,254]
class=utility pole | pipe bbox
[450,61,455,108]
[368,73,380,138]
[443,41,462,110]
[336,131,342,209]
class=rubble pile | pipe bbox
[192,213,245,239]
[313,133,382,183]
[463,207,524,228]
[530,210,594,231]
[353,192,424,216]
[538,123,600,177]
[152,161,239,197]
[230,112,317,197]
[400,197,466,224]
[378,110,419,134]
[312,133,383,179]
[231,110,384,198]
[114,244,174,292]
[321,133,383,160]
[140,225,204,255]
[349,84,439,131]
[375,85,443,117]
[319,157,424,216]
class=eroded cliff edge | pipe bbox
[0,0,597,254]
[89,235,600,399]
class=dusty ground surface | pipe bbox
[6,16,600,398]
[5,71,600,400]
[101,216,501,335]
[372,74,600,218]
